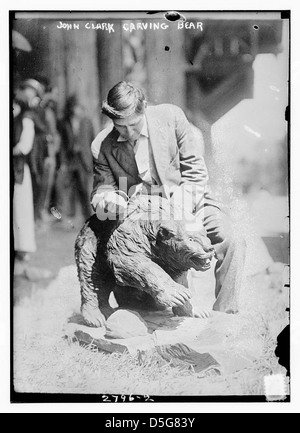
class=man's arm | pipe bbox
[170,106,208,217]
[91,131,128,221]
[91,148,119,210]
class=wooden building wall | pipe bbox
[13,15,284,140]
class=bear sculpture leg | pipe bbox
[107,253,193,314]
[75,216,116,327]
[172,271,194,317]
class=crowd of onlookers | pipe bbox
[13,76,95,280]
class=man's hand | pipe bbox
[96,191,128,220]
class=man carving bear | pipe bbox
[79,81,246,327]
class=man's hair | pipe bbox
[102,81,146,119]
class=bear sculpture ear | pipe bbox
[157,221,177,241]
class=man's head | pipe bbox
[102,81,147,143]
[15,78,44,108]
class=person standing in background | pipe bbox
[25,77,56,228]
[57,95,94,225]
[40,84,61,217]
[13,81,52,280]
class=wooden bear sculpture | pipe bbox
[75,196,214,327]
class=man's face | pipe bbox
[113,112,145,144]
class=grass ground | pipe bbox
[13,219,289,398]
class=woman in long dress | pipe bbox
[13,81,52,280]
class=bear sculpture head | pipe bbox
[153,219,215,273]
[107,196,215,277]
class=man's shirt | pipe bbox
[116,116,156,185]
[91,117,158,207]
